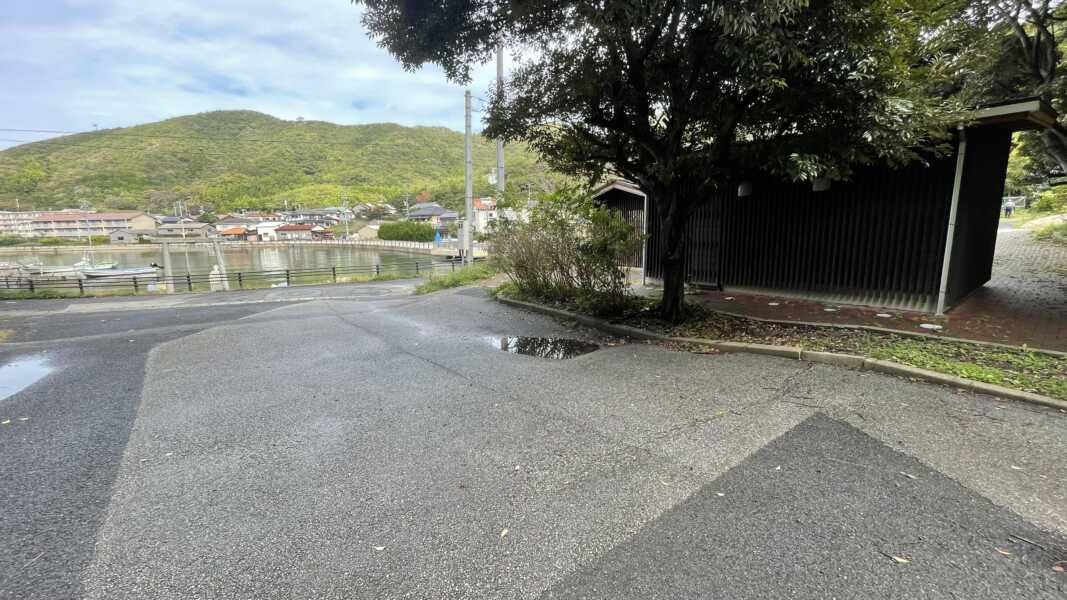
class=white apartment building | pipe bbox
[30,211,158,238]
[0,211,41,236]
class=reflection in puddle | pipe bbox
[487,336,599,359]
[0,355,55,401]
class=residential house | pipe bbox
[408,202,457,229]
[155,222,216,239]
[109,229,156,244]
[217,225,250,239]
[282,208,349,228]
[471,197,526,233]
[275,223,315,240]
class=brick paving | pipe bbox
[683,224,1067,352]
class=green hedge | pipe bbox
[0,234,110,246]
[378,221,436,242]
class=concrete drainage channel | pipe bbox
[494,295,1067,412]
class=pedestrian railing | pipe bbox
[1,258,472,296]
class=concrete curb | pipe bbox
[496,295,1067,412]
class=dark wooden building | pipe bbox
[594,100,1057,314]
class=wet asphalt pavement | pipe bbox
[1,282,1065,599]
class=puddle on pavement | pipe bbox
[0,355,55,401]
[486,336,599,359]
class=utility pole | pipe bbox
[495,37,505,198]
[341,192,351,239]
[464,89,474,265]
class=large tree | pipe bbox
[928,1,1067,178]
[357,0,951,321]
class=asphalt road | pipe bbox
[1,282,1065,599]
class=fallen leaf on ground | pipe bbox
[899,471,917,480]
[890,555,911,564]
[1053,562,1065,573]
[500,528,509,538]
[995,548,1012,556]
[374,546,385,551]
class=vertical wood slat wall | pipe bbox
[644,194,724,286]
[717,158,958,311]
[601,127,1011,313]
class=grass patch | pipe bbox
[1033,220,1067,245]
[331,272,415,284]
[488,281,519,299]
[0,289,77,300]
[415,263,496,295]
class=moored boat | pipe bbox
[81,266,159,278]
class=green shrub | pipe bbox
[378,221,437,242]
[489,186,639,315]
[1032,186,1067,213]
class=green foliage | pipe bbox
[0,110,562,212]
[0,289,73,300]
[358,0,959,321]
[197,212,218,224]
[1034,220,1067,244]
[1032,186,1067,213]
[929,1,1067,180]
[415,262,497,294]
[0,235,108,246]
[378,221,436,241]
[489,187,639,315]
[870,339,1067,400]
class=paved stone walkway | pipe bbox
[686,223,1067,352]
[950,227,1067,351]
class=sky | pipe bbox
[0,0,504,150]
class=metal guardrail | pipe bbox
[1,258,470,295]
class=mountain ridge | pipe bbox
[0,110,558,213]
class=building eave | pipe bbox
[969,98,1059,131]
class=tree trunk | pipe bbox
[1041,127,1067,174]
[657,188,688,323]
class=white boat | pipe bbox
[81,266,159,278]
[74,260,117,270]
[20,263,81,276]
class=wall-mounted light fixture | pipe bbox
[737,181,753,197]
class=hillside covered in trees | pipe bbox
[0,110,561,213]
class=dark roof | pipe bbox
[408,203,449,217]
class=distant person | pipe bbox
[1004,199,1015,218]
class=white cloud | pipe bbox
[0,0,504,150]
